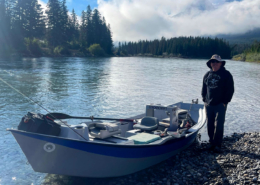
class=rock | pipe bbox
[40,132,260,185]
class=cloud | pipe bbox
[38,0,47,15]
[98,0,260,42]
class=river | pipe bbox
[0,57,259,184]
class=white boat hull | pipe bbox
[11,129,198,177]
[8,102,206,177]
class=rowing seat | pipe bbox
[133,116,159,131]
[88,122,121,139]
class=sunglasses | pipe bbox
[211,60,221,63]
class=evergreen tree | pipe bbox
[99,17,112,54]
[105,24,113,54]
[12,0,29,49]
[46,0,63,47]
[60,0,69,43]
[80,5,93,47]
[26,0,46,39]
[70,9,79,41]
[0,0,10,53]
[92,9,102,45]
[85,5,93,47]
[118,36,230,58]
[80,10,86,45]
[0,1,113,55]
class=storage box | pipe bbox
[127,133,161,144]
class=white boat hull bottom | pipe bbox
[12,131,196,178]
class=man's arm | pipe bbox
[201,73,208,103]
[223,72,234,105]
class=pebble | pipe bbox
[41,132,260,185]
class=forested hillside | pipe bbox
[0,0,234,58]
[117,37,231,59]
[0,0,113,57]
[232,41,260,62]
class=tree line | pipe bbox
[233,41,260,62]
[117,36,231,58]
[0,0,113,56]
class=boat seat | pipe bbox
[177,109,189,119]
[88,122,121,139]
[162,109,189,123]
[133,116,159,131]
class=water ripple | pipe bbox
[0,57,260,184]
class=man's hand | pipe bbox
[223,104,226,107]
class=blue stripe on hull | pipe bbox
[10,130,197,158]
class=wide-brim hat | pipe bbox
[206,54,226,68]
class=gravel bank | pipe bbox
[42,132,260,185]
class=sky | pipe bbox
[39,0,260,42]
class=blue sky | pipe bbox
[39,0,260,42]
[41,0,99,15]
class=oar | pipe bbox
[45,113,135,123]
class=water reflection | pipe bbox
[0,57,260,185]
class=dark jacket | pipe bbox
[202,65,234,106]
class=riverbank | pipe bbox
[0,52,191,58]
[42,132,260,185]
[0,50,214,59]
[232,53,260,63]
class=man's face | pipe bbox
[210,60,222,71]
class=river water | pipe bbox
[0,57,259,184]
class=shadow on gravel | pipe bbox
[41,133,256,185]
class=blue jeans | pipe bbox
[206,103,227,147]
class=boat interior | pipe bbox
[56,102,205,145]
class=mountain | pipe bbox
[215,28,260,45]
[172,0,214,17]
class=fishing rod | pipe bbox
[1,69,55,85]
[0,76,89,141]
[0,70,136,139]
[0,69,136,122]
[45,112,135,122]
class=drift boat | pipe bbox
[7,101,206,178]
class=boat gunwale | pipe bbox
[7,126,198,148]
[7,105,206,147]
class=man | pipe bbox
[202,54,234,153]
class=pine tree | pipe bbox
[80,10,86,44]
[12,0,29,49]
[46,0,63,47]
[105,24,113,54]
[85,5,93,47]
[0,0,10,53]
[119,36,230,58]
[69,9,79,42]
[99,16,113,54]
[1,0,114,55]
[60,0,69,43]
[92,9,102,45]
[26,0,46,39]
